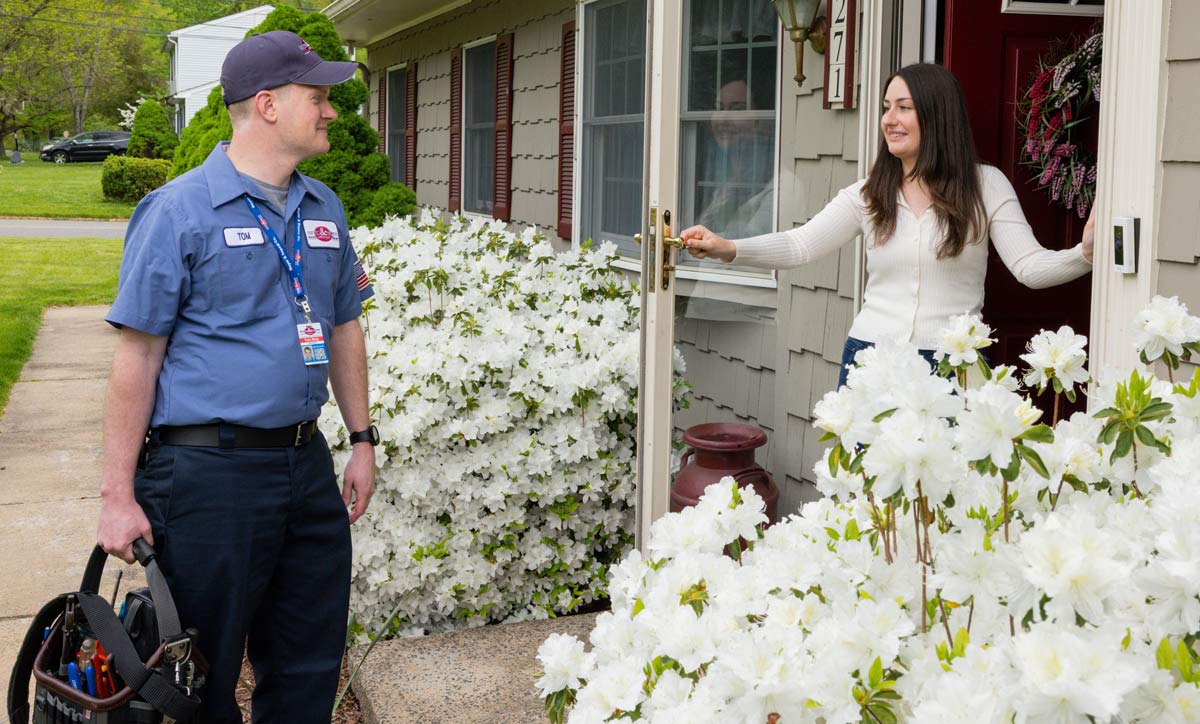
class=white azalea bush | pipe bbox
[322,210,686,637]
[538,297,1200,724]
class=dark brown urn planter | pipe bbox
[671,422,780,525]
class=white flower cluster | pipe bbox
[322,211,685,638]
[540,308,1200,724]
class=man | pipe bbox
[96,30,378,723]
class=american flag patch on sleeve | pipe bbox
[354,261,371,291]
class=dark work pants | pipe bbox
[135,431,351,724]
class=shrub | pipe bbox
[128,100,178,160]
[101,156,172,202]
[538,298,1200,724]
[170,7,411,227]
[350,182,416,229]
[319,212,689,638]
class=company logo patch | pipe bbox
[299,40,313,54]
[303,219,340,249]
[223,227,265,247]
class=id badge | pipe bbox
[297,322,329,366]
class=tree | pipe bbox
[0,0,169,143]
[129,99,178,159]
[171,7,415,227]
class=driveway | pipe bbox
[0,218,127,238]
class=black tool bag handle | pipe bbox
[7,541,201,724]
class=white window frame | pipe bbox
[573,0,780,292]
[384,62,407,182]
[460,35,499,221]
[1001,0,1104,17]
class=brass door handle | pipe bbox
[634,232,685,250]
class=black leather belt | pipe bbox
[150,421,318,448]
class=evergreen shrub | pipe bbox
[101,156,172,202]
[128,100,178,160]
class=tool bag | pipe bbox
[7,540,205,724]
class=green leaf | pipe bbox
[1122,628,1132,650]
[1001,449,1022,482]
[953,627,970,658]
[868,703,898,724]
[1157,637,1175,671]
[1019,424,1055,444]
[1093,407,1120,419]
[829,444,843,478]
[1140,401,1174,422]
[1180,640,1196,682]
[873,408,899,423]
[1098,419,1120,445]
[1134,424,1158,448]
[868,657,883,688]
[1017,443,1050,479]
[1111,429,1134,464]
[632,598,645,618]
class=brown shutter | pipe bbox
[404,62,418,190]
[376,72,386,153]
[492,33,514,222]
[448,49,462,213]
[557,22,576,240]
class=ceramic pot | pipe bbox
[671,422,779,524]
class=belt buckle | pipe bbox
[294,423,304,446]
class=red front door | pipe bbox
[943,1,1099,412]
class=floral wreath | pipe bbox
[1019,31,1102,219]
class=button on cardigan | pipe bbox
[732,165,1093,348]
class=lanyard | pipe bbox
[242,194,312,322]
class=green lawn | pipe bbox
[0,157,137,219]
[0,238,122,414]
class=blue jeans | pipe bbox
[837,336,939,388]
[135,430,351,724]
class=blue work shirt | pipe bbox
[107,142,374,428]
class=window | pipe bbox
[580,0,646,256]
[387,66,406,183]
[678,0,778,273]
[463,42,496,215]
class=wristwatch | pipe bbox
[349,425,379,446]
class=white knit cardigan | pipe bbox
[732,165,1093,348]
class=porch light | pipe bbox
[771,0,828,87]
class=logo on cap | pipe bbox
[299,40,313,54]
[314,226,333,242]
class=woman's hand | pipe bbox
[1081,205,1096,263]
[679,225,737,262]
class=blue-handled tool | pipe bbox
[67,662,82,690]
[85,664,98,696]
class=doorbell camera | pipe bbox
[1112,216,1139,275]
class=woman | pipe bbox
[680,63,1096,387]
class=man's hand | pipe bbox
[341,443,376,523]
[97,494,154,564]
[679,224,737,262]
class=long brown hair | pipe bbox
[862,63,986,259]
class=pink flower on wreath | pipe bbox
[1041,155,1062,186]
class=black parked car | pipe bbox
[40,131,131,163]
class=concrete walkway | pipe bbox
[0,218,128,238]
[0,306,142,722]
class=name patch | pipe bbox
[223,227,265,247]
[303,219,340,249]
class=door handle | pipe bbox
[634,233,685,250]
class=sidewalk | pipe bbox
[0,306,141,721]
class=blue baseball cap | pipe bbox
[221,30,358,105]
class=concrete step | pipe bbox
[351,613,599,724]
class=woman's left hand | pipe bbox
[1081,204,1096,263]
